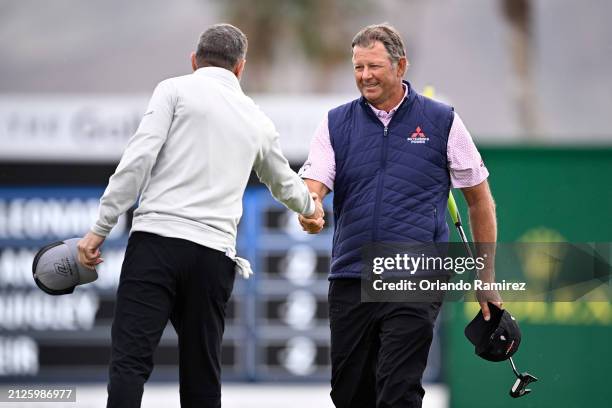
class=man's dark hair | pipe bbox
[195,23,248,70]
[351,23,406,65]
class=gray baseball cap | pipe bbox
[32,238,98,295]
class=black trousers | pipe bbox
[328,279,442,408]
[107,232,236,408]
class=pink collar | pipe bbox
[368,83,408,117]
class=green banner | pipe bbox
[445,146,612,407]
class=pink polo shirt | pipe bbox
[299,87,489,191]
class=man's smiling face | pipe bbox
[352,41,406,110]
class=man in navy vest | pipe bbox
[299,24,501,407]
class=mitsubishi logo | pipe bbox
[408,126,429,144]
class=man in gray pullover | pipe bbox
[76,24,323,408]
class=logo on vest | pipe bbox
[408,126,429,144]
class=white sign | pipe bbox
[0,94,352,163]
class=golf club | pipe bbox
[509,355,538,398]
[447,190,538,398]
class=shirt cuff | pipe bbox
[450,166,490,188]
[91,223,111,238]
[299,165,334,191]
[301,194,316,217]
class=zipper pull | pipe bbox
[384,127,388,137]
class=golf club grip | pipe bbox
[447,190,461,226]
[448,190,475,258]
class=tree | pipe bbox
[501,0,538,135]
[217,0,369,92]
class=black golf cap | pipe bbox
[32,238,98,295]
[465,302,521,362]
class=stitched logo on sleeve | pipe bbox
[298,162,311,177]
[408,126,429,144]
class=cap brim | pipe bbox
[465,309,488,346]
[464,302,504,347]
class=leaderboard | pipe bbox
[0,186,333,382]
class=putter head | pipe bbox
[509,372,538,398]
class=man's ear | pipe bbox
[397,56,408,78]
[233,59,246,79]
[191,52,198,72]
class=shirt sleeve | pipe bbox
[253,116,315,216]
[92,79,176,236]
[447,112,489,188]
[298,114,336,191]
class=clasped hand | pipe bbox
[298,192,325,234]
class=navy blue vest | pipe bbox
[329,82,454,279]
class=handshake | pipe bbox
[299,192,325,234]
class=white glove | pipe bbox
[234,256,253,279]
